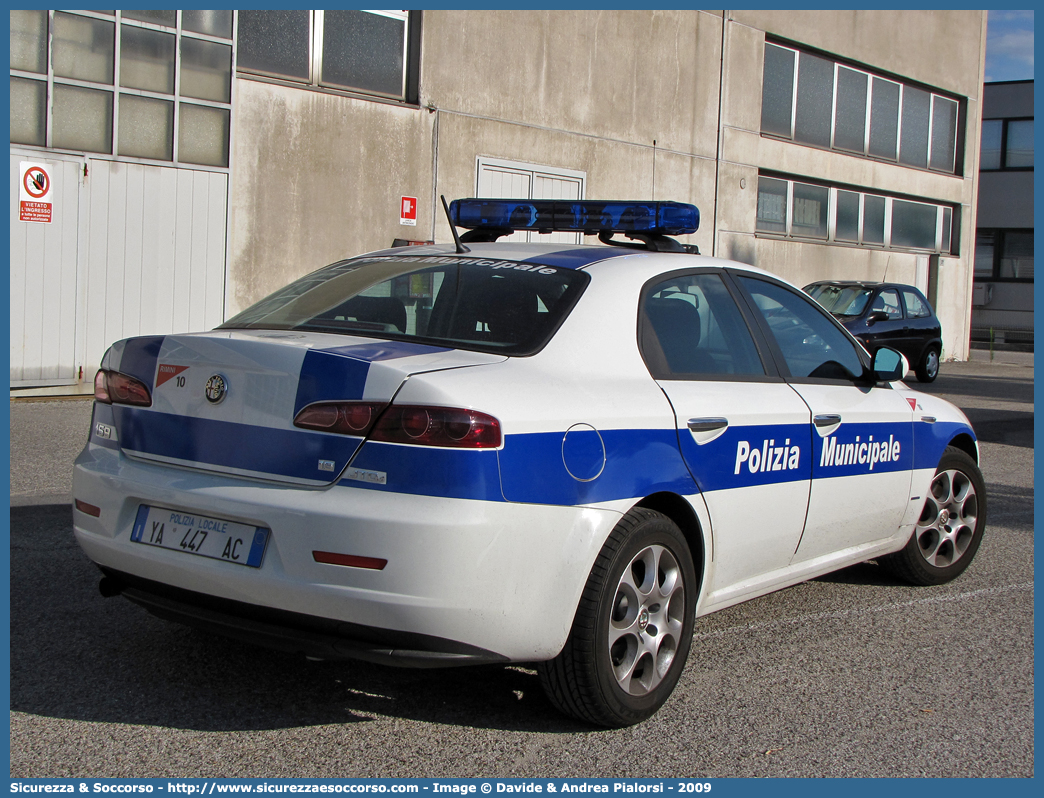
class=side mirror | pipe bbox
[867,310,890,325]
[872,346,909,382]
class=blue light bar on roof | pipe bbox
[448,199,700,236]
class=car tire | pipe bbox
[537,507,697,727]
[915,346,940,383]
[878,446,986,586]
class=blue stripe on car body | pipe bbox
[315,341,451,361]
[118,336,165,385]
[499,428,697,505]
[914,420,976,470]
[293,348,371,415]
[676,422,813,493]
[113,406,364,481]
[343,441,504,501]
[522,248,635,270]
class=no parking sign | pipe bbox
[19,162,53,223]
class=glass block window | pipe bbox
[8,9,233,168]
[761,42,962,175]
[756,175,955,254]
[237,10,414,102]
[9,9,48,74]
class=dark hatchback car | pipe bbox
[804,281,943,383]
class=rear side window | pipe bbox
[902,290,932,318]
[221,256,590,356]
[641,272,764,378]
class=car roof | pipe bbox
[364,241,782,283]
[807,280,921,291]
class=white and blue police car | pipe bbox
[73,199,986,727]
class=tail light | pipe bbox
[94,370,152,407]
[294,402,387,436]
[294,402,501,448]
[370,405,501,448]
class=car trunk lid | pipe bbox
[105,331,506,486]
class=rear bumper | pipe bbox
[73,440,623,662]
[99,567,506,667]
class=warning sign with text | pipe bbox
[19,162,53,223]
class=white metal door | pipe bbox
[83,159,229,379]
[10,151,86,386]
[476,157,585,244]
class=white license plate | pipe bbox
[130,505,269,568]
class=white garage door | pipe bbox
[476,157,586,245]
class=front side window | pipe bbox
[739,276,864,381]
[221,256,590,357]
[640,273,765,379]
[870,289,903,320]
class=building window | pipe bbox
[8,9,233,168]
[975,230,1034,282]
[761,42,961,175]
[756,175,955,254]
[236,10,418,102]
[980,118,1034,170]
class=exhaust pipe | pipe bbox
[98,576,123,598]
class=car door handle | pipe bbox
[686,417,729,445]
[814,414,842,428]
[687,418,729,433]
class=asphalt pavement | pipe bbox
[8,355,1034,777]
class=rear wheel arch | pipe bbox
[634,492,706,584]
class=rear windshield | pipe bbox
[805,284,872,317]
[220,255,591,356]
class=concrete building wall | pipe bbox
[228,80,436,315]
[420,10,722,157]
[227,9,986,358]
[718,10,986,361]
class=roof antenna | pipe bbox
[440,195,470,254]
